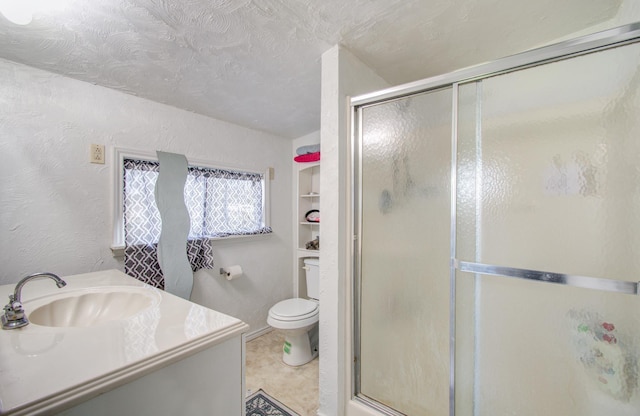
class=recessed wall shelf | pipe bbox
[297,162,320,252]
[295,159,320,298]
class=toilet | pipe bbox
[267,257,319,366]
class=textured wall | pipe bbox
[319,46,388,416]
[0,58,293,333]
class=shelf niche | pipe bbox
[297,162,320,254]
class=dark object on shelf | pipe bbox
[305,209,320,222]
[305,236,320,250]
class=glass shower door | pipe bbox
[356,88,452,416]
[455,42,640,416]
[354,26,640,416]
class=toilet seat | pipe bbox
[268,298,319,329]
[270,298,318,320]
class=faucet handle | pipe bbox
[2,299,27,329]
[3,297,25,321]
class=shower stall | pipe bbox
[351,23,640,416]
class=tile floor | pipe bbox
[246,329,319,416]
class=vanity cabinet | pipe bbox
[59,336,244,416]
[0,270,248,415]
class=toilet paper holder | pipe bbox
[219,265,243,280]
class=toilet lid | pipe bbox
[271,298,318,320]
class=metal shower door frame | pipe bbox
[351,21,640,416]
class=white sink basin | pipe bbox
[27,286,160,327]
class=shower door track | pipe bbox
[455,260,640,296]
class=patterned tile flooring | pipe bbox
[246,330,319,416]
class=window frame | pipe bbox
[111,147,271,256]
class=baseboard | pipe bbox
[245,325,274,341]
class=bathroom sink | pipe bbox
[27,286,160,327]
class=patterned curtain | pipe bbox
[186,165,272,238]
[123,158,271,288]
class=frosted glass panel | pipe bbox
[455,270,640,416]
[358,88,452,415]
[457,42,640,281]
[455,40,640,416]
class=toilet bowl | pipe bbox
[267,298,319,366]
[267,258,319,366]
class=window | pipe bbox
[112,148,271,252]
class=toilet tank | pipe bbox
[303,258,320,300]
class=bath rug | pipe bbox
[246,389,299,416]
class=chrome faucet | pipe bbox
[1,272,67,330]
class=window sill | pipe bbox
[207,233,273,244]
[111,245,126,259]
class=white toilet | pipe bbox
[267,257,319,366]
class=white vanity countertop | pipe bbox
[0,269,248,415]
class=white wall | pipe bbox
[0,58,293,333]
[293,130,321,150]
[319,45,388,416]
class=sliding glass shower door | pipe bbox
[455,41,640,416]
[354,24,640,416]
[356,89,452,416]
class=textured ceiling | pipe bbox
[0,0,624,138]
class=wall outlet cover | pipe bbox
[91,144,105,164]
